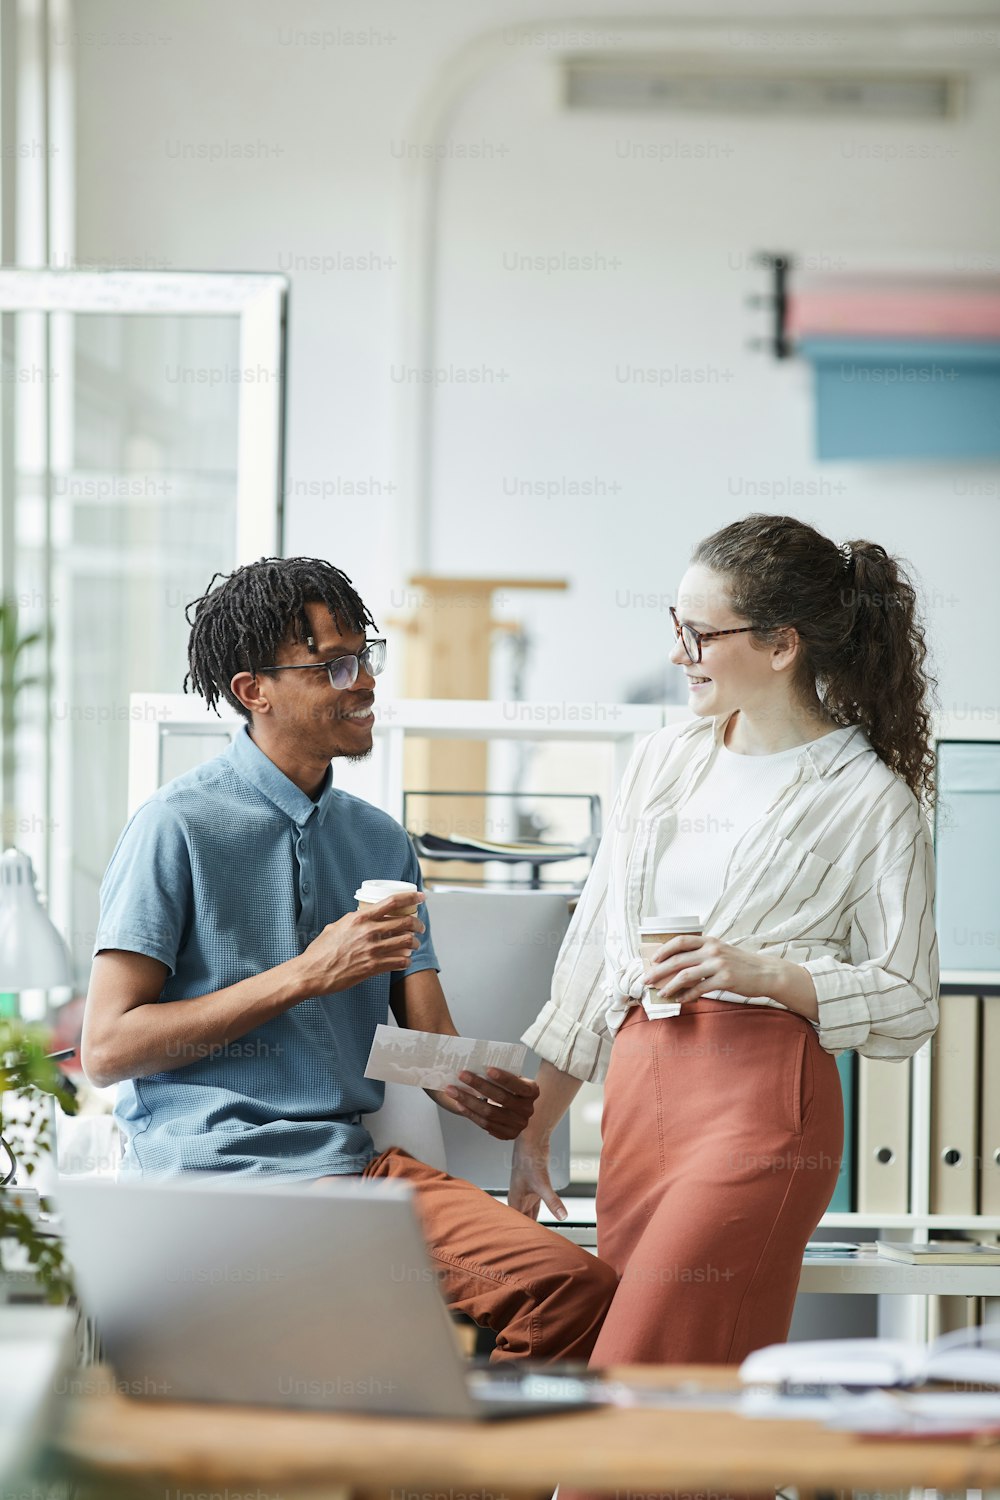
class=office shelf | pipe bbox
[539,1202,1000,1234]
[820,1213,1000,1231]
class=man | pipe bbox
[82,556,615,1362]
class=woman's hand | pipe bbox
[643,935,775,1004]
[643,936,818,1019]
[508,1134,567,1222]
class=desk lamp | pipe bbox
[0,849,72,1017]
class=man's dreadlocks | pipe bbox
[184,556,377,720]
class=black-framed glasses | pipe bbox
[256,638,387,691]
[669,607,757,665]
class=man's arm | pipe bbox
[389,967,538,1141]
[388,966,458,1034]
[82,893,423,1088]
[84,949,313,1087]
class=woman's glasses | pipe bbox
[668,607,758,665]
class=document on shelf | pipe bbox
[364,1024,527,1090]
[876,1239,1000,1266]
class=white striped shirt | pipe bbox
[522,712,940,1083]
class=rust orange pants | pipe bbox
[562,999,843,1500]
[360,1144,618,1364]
[593,999,843,1366]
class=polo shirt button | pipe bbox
[302,883,310,895]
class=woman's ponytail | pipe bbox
[692,515,937,807]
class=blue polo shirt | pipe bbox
[95,726,439,1178]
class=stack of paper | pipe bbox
[876,1240,1000,1266]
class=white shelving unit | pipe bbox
[128,693,672,823]
[822,1214,1000,1231]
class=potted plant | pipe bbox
[0,1018,77,1301]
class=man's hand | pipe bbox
[296,891,424,996]
[431,1066,539,1141]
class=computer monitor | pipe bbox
[935,737,1000,984]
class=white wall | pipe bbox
[428,36,1000,712]
[72,0,1000,715]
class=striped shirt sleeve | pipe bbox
[520,806,615,1083]
[802,828,939,1060]
[521,737,651,1083]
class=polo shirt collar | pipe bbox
[678,711,872,780]
[227,725,335,826]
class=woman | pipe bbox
[512,513,939,1389]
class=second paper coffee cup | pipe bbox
[638,914,703,968]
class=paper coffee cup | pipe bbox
[639,914,702,968]
[355,879,419,915]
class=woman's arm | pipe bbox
[796,834,939,1059]
[508,1061,583,1220]
[510,731,658,1217]
[646,831,938,1060]
[521,734,656,1084]
[647,938,819,1021]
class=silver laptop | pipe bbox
[56,1177,600,1419]
[424,890,571,1190]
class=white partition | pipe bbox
[128,693,671,820]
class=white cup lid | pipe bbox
[355,879,419,902]
[639,914,702,933]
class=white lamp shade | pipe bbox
[0,848,73,990]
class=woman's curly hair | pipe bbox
[692,514,938,808]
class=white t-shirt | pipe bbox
[651,735,821,1002]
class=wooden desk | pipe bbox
[51,1364,1000,1500]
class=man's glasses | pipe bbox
[668,607,758,665]
[257,638,387,691]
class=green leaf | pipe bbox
[12,630,43,657]
[0,1021,76,1302]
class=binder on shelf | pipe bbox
[856,1054,910,1215]
[929,993,980,1218]
[826,1050,856,1213]
[980,998,1000,1216]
